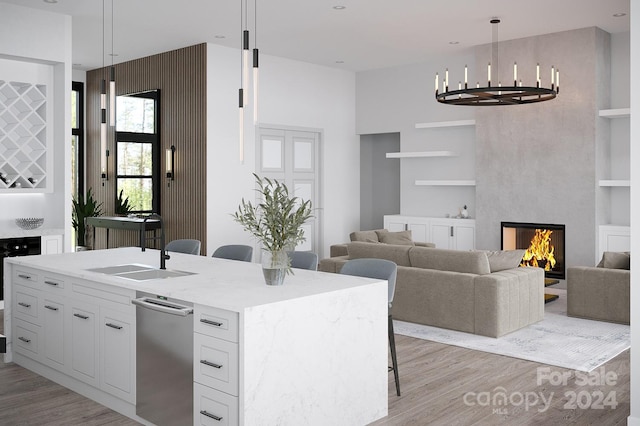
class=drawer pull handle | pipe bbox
[18,274,32,280]
[200,318,223,327]
[200,359,223,369]
[200,410,223,421]
[18,302,31,308]
[45,305,58,311]
[18,336,31,344]
[74,313,89,320]
[106,323,123,330]
[44,280,59,286]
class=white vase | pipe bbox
[262,250,288,286]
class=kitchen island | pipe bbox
[3,247,388,426]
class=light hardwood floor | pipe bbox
[1,310,629,425]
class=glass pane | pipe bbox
[71,135,79,199]
[261,139,282,169]
[117,142,153,175]
[294,181,312,207]
[117,178,153,212]
[297,223,313,251]
[71,90,78,129]
[116,96,155,133]
[294,140,313,170]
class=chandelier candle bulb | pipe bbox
[445,68,449,91]
[551,65,555,88]
[513,62,517,86]
[435,73,438,94]
[464,65,468,88]
[556,70,560,93]
[487,62,491,86]
[536,63,540,87]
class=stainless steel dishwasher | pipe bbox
[132,291,194,426]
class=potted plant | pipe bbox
[72,188,104,250]
[115,189,133,216]
[233,174,313,285]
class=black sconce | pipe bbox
[166,145,175,185]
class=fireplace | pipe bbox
[501,222,566,280]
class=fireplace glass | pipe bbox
[501,221,566,280]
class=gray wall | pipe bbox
[475,27,610,269]
[360,133,400,230]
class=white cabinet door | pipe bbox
[430,223,453,249]
[454,224,475,251]
[100,309,135,402]
[41,235,63,255]
[407,219,430,243]
[42,296,65,369]
[70,303,99,387]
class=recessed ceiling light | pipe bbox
[449,41,460,45]
[214,35,226,39]
[108,53,119,57]
[335,60,344,64]
[333,5,346,10]
[613,13,627,17]
[43,0,58,3]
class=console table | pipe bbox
[86,216,161,250]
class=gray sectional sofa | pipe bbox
[319,241,545,338]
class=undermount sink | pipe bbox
[86,264,155,274]
[86,264,196,281]
[116,269,195,281]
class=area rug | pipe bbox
[393,289,630,372]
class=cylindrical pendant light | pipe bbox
[252,0,259,124]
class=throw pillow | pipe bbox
[598,251,631,270]
[482,249,526,272]
[375,229,415,246]
[349,230,381,243]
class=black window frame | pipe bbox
[114,90,161,214]
[72,81,85,197]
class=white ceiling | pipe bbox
[2,0,631,72]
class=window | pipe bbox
[115,90,160,214]
[71,81,84,200]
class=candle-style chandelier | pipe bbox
[435,19,559,106]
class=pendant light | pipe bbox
[238,0,245,163]
[242,0,249,105]
[109,0,116,126]
[252,0,259,124]
[100,0,108,182]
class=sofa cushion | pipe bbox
[597,251,630,270]
[349,230,382,243]
[481,249,525,272]
[409,246,491,275]
[375,229,415,246]
[347,241,412,267]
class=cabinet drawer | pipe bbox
[14,319,40,359]
[194,383,239,426]
[42,274,65,291]
[194,333,239,396]
[14,288,40,324]
[13,268,40,290]
[194,306,238,343]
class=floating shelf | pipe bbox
[415,180,476,186]
[599,180,630,187]
[415,119,475,129]
[598,108,630,118]
[386,151,456,159]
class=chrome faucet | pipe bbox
[143,214,170,269]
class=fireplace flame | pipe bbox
[520,229,556,271]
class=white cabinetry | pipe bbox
[41,234,63,254]
[384,215,475,250]
[10,266,136,405]
[597,225,630,263]
[430,219,476,251]
[194,305,240,425]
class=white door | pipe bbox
[257,127,322,257]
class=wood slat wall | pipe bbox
[86,43,207,254]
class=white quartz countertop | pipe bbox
[0,227,64,239]
[6,247,384,312]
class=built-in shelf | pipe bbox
[415,180,476,186]
[415,119,475,129]
[598,108,630,118]
[386,151,456,159]
[599,180,630,187]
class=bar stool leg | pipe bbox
[388,314,401,396]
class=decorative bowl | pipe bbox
[15,217,44,230]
